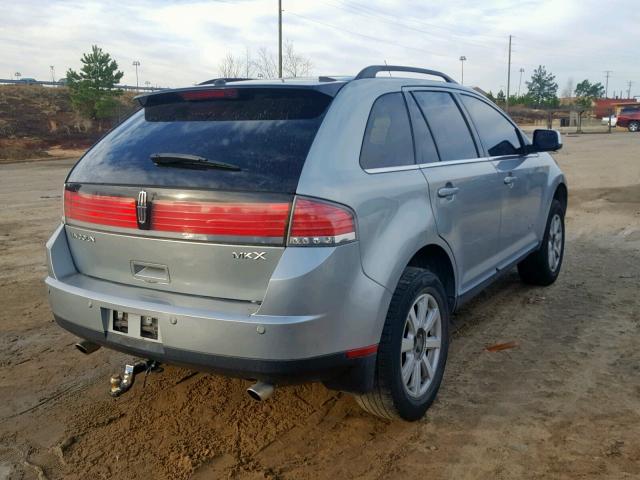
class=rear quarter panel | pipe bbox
[297,79,456,308]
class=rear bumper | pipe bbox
[53,314,375,391]
[45,224,390,392]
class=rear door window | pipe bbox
[67,88,333,193]
[412,91,478,161]
[460,95,522,156]
[405,95,440,164]
[360,92,415,169]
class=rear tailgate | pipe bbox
[63,86,334,302]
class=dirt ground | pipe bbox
[0,133,638,479]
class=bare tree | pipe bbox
[253,47,278,79]
[283,41,312,77]
[219,42,312,80]
[243,46,254,78]
[218,52,242,78]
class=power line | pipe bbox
[286,11,454,59]
[327,0,506,41]
[319,0,505,49]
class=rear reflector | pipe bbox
[346,344,378,359]
[150,200,290,238]
[288,198,356,246]
[64,190,137,229]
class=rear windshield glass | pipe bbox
[67,88,332,193]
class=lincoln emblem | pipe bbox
[136,190,151,229]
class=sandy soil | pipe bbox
[0,133,639,479]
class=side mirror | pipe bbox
[531,129,562,152]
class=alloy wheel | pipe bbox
[548,213,563,272]
[400,293,442,398]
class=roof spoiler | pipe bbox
[199,77,252,86]
[354,65,457,84]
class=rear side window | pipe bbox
[67,88,332,193]
[412,91,478,161]
[460,95,522,156]
[360,93,414,169]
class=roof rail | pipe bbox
[354,65,457,84]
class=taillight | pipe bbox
[151,200,290,239]
[64,190,137,229]
[288,197,356,246]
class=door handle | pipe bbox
[437,186,460,198]
[504,175,517,185]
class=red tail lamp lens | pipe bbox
[150,200,290,239]
[64,190,137,229]
[288,198,356,246]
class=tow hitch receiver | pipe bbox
[109,359,161,397]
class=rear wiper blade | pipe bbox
[150,153,241,171]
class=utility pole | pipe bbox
[506,35,512,112]
[459,56,466,85]
[518,67,524,97]
[627,81,633,99]
[604,70,612,98]
[132,60,141,91]
[278,0,283,78]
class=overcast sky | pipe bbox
[1,0,639,97]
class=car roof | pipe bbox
[137,66,479,105]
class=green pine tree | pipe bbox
[525,65,559,108]
[66,45,124,121]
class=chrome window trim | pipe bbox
[364,151,541,173]
[365,156,491,174]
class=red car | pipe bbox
[616,108,640,132]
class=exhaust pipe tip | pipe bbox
[247,381,275,401]
[75,340,101,355]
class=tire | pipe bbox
[629,121,639,132]
[355,267,450,421]
[518,199,565,286]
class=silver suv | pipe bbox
[45,65,566,421]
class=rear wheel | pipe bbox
[355,267,449,421]
[518,199,565,286]
[629,121,639,132]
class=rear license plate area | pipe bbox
[111,310,161,342]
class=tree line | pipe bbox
[63,45,608,123]
[487,65,606,110]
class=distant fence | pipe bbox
[0,78,164,91]
[520,117,624,134]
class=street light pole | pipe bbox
[506,35,512,113]
[278,0,283,78]
[132,61,141,91]
[518,68,524,97]
[459,56,466,85]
